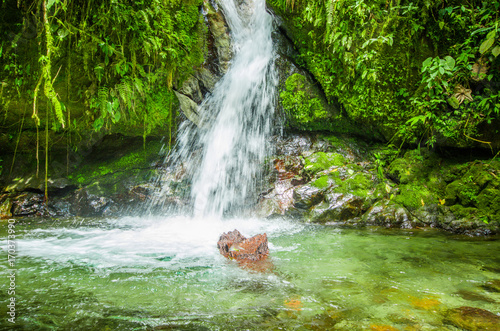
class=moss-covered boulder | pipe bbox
[361,200,415,228]
[280,73,329,129]
[303,152,347,174]
[309,193,366,224]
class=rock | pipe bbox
[444,306,500,330]
[68,189,112,217]
[194,67,219,94]
[174,91,201,127]
[293,185,324,210]
[309,193,365,223]
[256,179,294,218]
[206,8,232,74]
[11,193,51,217]
[362,200,415,228]
[275,134,314,156]
[217,229,269,262]
[483,279,500,293]
[178,75,203,104]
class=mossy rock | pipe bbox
[449,205,479,219]
[304,152,347,174]
[280,73,329,130]
[311,175,334,189]
[333,171,373,198]
[388,149,439,185]
[477,188,500,215]
[394,184,438,210]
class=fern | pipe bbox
[97,87,109,115]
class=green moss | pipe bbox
[450,205,479,219]
[311,175,331,189]
[477,188,500,215]
[280,73,329,130]
[304,152,347,174]
[68,139,162,188]
[394,184,437,210]
[334,171,373,198]
[445,180,462,205]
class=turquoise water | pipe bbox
[1,217,499,330]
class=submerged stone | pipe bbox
[444,306,500,330]
[482,279,500,293]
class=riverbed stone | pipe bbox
[444,306,500,330]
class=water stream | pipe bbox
[1,219,499,330]
[165,0,277,217]
[1,0,499,330]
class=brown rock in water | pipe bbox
[445,306,500,330]
[217,229,269,262]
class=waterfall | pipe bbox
[165,0,277,218]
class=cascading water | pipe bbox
[172,0,277,218]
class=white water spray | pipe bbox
[173,0,277,217]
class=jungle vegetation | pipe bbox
[1,0,500,199]
[269,0,500,150]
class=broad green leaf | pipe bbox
[486,30,496,40]
[492,45,500,58]
[439,66,445,75]
[93,118,104,131]
[422,57,432,68]
[479,38,495,54]
[439,21,445,30]
[444,56,455,71]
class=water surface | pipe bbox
[1,217,499,330]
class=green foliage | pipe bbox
[268,0,500,147]
[1,0,206,139]
[280,73,328,129]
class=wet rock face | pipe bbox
[362,200,415,228]
[445,306,500,330]
[217,229,269,262]
[174,0,232,125]
[256,133,499,235]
